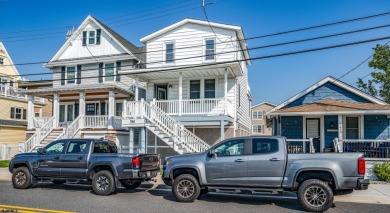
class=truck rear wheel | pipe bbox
[92,170,115,196]
[121,180,142,189]
[172,174,201,202]
[12,167,32,189]
[297,179,334,212]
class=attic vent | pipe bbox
[66,26,76,39]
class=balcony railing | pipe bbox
[154,98,231,116]
[0,85,44,103]
[84,115,109,128]
[341,139,390,159]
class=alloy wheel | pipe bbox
[304,185,327,207]
[96,176,109,191]
[177,180,195,198]
[15,171,26,186]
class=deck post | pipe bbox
[220,120,225,141]
[135,76,139,101]
[338,114,343,151]
[79,92,85,128]
[140,127,146,153]
[108,90,115,129]
[224,68,228,115]
[129,128,134,153]
[53,93,59,128]
[179,72,182,116]
[27,95,34,129]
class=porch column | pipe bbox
[338,114,343,151]
[108,91,115,129]
[129,128,134,153]
[79,92,85,128]
[179,72,182,116]
[53,93,59,128]
[224,68,228,115]
[122,99,127,118]
[220,120,225,141]
[135,76,139,101]
[140,127,146,153]
[27,95,34,129]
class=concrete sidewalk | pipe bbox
[1,167,389,204]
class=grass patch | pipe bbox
[0,160,11,167]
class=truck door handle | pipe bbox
[54,156,60,161]
[269,158,281,161]
[77,157,83,160]
[235,159,245,162]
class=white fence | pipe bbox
[0,144,23,160]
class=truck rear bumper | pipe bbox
[121,169,160,180]
[356,178,369,190]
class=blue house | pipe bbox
[267,76,390,157]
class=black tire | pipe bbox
[297,179,334,212]
[12,167,32,189]
[121,180,142,189]
[172,174,201,202]
[334,189,353,196]
[52,180,66,185]
[92,170,115,196]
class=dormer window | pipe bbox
[82,29,101,46]
[0,57,4,65]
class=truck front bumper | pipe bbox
[356,178,369,190]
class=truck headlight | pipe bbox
[165,159,172,166]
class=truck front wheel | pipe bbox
[172,174,201,202]
[12,167,32,189]
[297,179,334,212]
[92,170,115,196]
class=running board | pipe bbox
[208,186,284,195]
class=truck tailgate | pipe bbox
[139,154,160,171]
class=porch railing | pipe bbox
[154,98,228,115]
[286,138,315,154]
[33,116,52,128]
[84,115,108,128]
[66,116,81,138]
[0,85,44,103]
[341,139,390,158]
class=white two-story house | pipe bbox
[20,17,252,159]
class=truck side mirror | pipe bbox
[37,148,44,155]
[208,149,216,158]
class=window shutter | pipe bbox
[77,65,82,84]
[61,67,66,85]
[96,29,101,45]
[98,63,103,83]
[23,109,27,120]
[115,62,121,82]
[82,31,87,46]
[10,107,15,119]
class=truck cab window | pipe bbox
[252,138,278,154]
[214,139,245,156]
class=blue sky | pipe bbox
[1,0,390,105]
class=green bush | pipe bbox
[0,160,11,167]
[373,162,390,182]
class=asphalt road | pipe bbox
[0,181,389,213]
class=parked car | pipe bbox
[9,139,160,196]
[162,136,369,212]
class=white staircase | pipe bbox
[30,130,63,152]
[127,100,211,154]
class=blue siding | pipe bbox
[281,116,303,139]
[324,115,338,148]
[273,117,278,136]
[284,82,371,108]
[364,115,390,139]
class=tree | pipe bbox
[357,44,390,103]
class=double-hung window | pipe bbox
[10,107,26,120]
[66,66,76,84]
[89,31,96,45]
[252,111,263,120]
[165,43,175,63]
[105,63,115,82]
[190,80,201,99]
[252,125,263,134]
[204,79,215,98]
[0,57,4,65]
[115,103,123,117]
[205,38,215,61]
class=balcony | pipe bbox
[0,85,44,103]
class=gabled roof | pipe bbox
[48,15,145,64]
[0,42,21,80]
[140,18,251,65]
[268,76,387,114]
[252,102,276,108]
[270,99,390,115]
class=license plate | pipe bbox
[147,171,151,177]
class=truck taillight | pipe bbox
[132,156,141,169]
[358,158,365,175]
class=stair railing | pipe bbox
[24,116,55,152]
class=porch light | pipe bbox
[168,84,172,88]
[329,121,334,128]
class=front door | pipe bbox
[306,118,321,153]
[35,140,67,177]
[247,138,285,187]
[60,140,89,178]
[205,138,248,185]
[155,85,167,100]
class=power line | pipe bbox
[4,21,390,67]
[3,35,390,83]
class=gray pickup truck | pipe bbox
[162,136,369,212]
[9,139,160,196]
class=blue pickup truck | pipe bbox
[9,139,160,196]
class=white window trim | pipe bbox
[203,37,216,62]
[87,29,97,45]
[65,66,77,85]
[59,103,75,123]
[343,115,362,139]
[252,125,263,134]
[103,62,116,82]
[252,111,263,120]
[187,77,217,99]
[12,107,24,120]
[163,41,175,65]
